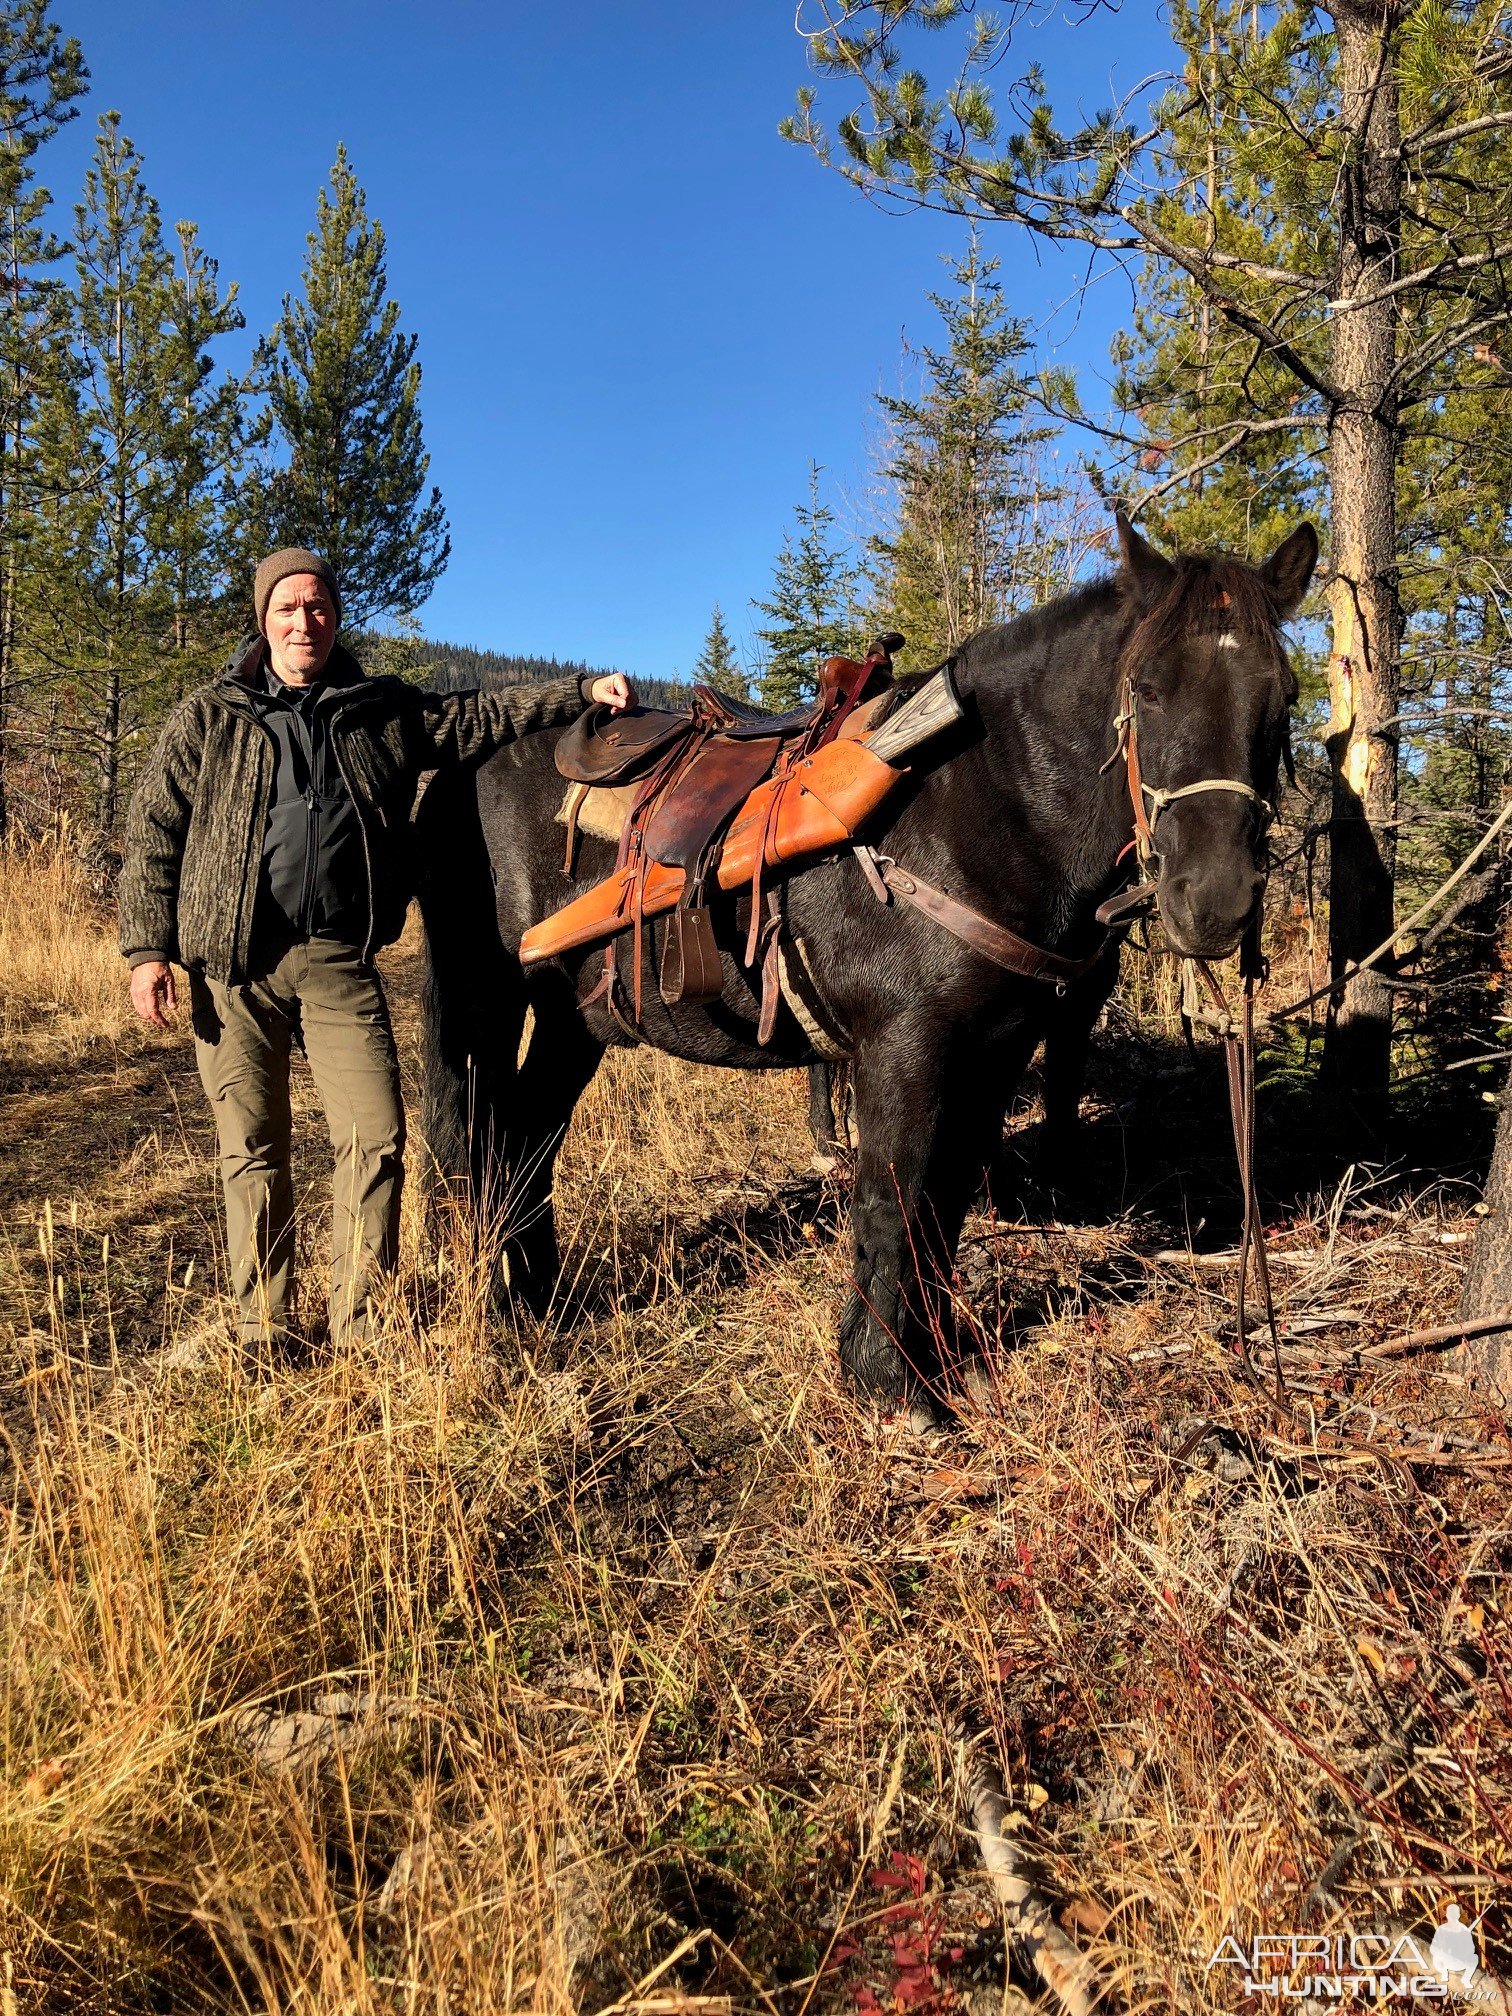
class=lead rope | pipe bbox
[1183,937,1287,1408]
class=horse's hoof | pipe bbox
[907,1391,949,1436]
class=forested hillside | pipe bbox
[424,639,684,711]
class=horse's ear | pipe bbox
[1115,511,1174,605]
[1260,522,1319,618]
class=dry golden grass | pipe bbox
[0,841,135,1058]
[2,844,1511,2013]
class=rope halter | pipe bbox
[1107,672,1275,874]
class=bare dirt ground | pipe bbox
[2,846,1510,2014]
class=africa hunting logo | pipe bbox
[1206,1907,1487,2001]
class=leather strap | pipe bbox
[856,847,1104,991]
[1111,672,1273,872]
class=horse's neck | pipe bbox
[965,593,1135,911]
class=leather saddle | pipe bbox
[553,641,900,789]
[534,633,906,1027]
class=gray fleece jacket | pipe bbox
[119,638,586,982]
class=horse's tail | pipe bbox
[415,765,517,1203]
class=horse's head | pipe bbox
[1113,512,1318,961]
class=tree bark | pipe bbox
[1457,1086,1512,1408]
[0,419,12,846]
[1323,1,1404,1139]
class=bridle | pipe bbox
[1103,666,1276,878]
[1100,654,1297,1413]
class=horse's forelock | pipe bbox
[1118,554,1290,690]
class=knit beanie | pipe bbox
[253,548,342,633]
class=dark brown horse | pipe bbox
[417,516,1317,1400]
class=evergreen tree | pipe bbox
[361,610,436,687]
[788,0,1512,1118]
[36,114,183,831]
[692,602,749,699]
[0,0,86,838]
[753,465,860,709]
[871,232,1060,667]
[254,146,449,627]
[153,219,250,675]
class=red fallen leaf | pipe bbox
[852,1990,881,2013]
[869,1867,912,1892]
[948,1946,965,1963]
[1061,1897,1113,1938]
[1278,1858,1299,1882]
[894,1966,939,2007]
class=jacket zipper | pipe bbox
[297,701,322,938]
[232,726,273,982]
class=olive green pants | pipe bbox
[190,940,405,1345]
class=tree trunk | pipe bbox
[1457,1087,1512,1407]
[1323,1,1403,1139]
[0,424,11,846]
[100,664,120,834]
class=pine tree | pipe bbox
[753,465,860,710]
[871,232,1062,668]
[0,0,86,838]
[36,113,183,831]
[692,602,748,699]
[254,146,449,627]
[788,0,1512,1119]
[153,219,250,677]
[361,610,436,687]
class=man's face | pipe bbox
[265,575,338,684]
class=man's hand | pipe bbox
[130,959,178,1030]
[590,673,635,712]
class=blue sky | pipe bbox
[44,1,1170,678]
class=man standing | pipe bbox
[119,548,632,1353]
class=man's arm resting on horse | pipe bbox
[418,673,635,768]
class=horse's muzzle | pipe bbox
[1156,867,1265,961]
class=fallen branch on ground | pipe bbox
[964,1753,1117,2016]
[1366,1314,1512,1359]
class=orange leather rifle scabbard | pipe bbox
[519,740,902,966]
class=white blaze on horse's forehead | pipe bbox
[1216,631,1242,650]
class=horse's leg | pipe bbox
[840,1013,1006,1400]
[808,1062,842,1173]
[417,769,521,1220]
[1039,949,1120,1186]
[497,967,605,1314]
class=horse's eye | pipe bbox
[1137,682,1161,707]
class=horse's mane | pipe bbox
[1118,554,1295,696]
[955,576,1122,676]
